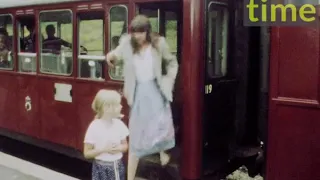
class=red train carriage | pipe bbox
[0,0,318,179]
[267,25,320,180]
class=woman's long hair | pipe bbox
[130,15,153,54]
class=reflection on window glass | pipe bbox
[109,5,128,81]
[0,15,14,70]
[207,4,228,78]
[39,10,73,75]
[78,12,105,80]
[18,17,37,73]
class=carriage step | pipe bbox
[233,146,263,158]
[135,177,147,180]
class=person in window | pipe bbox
[106,15,178,180]
[0,28,11,68]
[23,22,36,52]
[42,24,72,54]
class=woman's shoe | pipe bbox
[160,152,171,166]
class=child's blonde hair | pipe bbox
[91,89,122,119]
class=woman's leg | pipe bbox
[160,151,171,166]
[127,152,140,180]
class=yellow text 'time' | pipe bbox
[246,0,316,22]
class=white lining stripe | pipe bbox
[113,161,120,180]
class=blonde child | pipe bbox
[83,90,129,180]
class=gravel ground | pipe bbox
[225,166,263,180]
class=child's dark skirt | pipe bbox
[92,159,125,180]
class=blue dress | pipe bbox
[128,47,175,158]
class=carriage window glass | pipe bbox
[39,10,73,75]
[18,17,37,73]
[78,11,105,80]
[165,11,177,56]
[139,8,159,33]
[0,14,14,70]
[109,5,128,81]
[207,4,228,78]
[284,0,316,5]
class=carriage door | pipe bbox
[267,27,320,179]
[135,2,182,179]
[37,10,78,148]
[203,1,237,174]
[15,15,40,138]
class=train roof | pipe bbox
[0,0,85,9]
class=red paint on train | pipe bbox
[267,26,320,180]
[1,0,319,179]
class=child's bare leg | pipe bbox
[127,152,139,180]
[160,151,170,166]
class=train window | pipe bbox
[17,17,37,73]
[165,11,178,56]
[139,8,159,32]
[284,0,316,5]
[78,11,105,80]
[108,5,128,81]
[0,14,14,70]
[139,7,178,56]
[206,3,229,78]
[39,10,73,75]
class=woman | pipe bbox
[106,15,178,180]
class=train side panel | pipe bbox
[16,75,40,138]
[0,73,19,132]
[39,77,78,148]
[267,27,320,180]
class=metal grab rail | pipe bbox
[78,55,105,79]
[78,55,105,61]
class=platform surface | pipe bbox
[0,164,40,180]
[0,152,79,180]
[0,152,147,180]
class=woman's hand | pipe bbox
[106,53,116,68]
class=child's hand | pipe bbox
[102,143,118,154]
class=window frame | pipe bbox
[205,1,229,79]
[77,11,106,81]
[38,9,73,76]
[16,16,37,74]
[108,4,128,81]
[137,8,160,33]
[0,13,14,71]
[283,0,319,5]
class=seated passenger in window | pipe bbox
[42,24,72,54]
[23,22,37,52]
[0,28,11,67]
